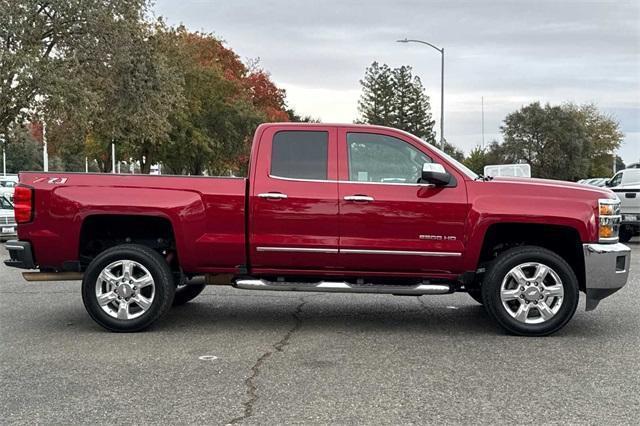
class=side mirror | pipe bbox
[421,163,451,186]
[605,179,612,187]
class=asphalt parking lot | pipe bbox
[1,242,639,425]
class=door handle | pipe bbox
[258,192,288,199]
[344,195,374,202]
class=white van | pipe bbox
[606,168,640,188]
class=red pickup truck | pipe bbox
[5,123,631,335]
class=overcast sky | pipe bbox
[154,0,639,165]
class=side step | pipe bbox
[234,279,453,295]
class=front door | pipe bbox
[250,126,339,272]
[337,128,468,274]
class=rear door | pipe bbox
[337,128,469,274]
[249,126,339,272]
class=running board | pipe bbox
[234,279,453,295]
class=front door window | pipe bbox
[347,133,430,184]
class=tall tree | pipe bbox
[357,62,395,126]
[358,62,436,142]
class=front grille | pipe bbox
[1,216,16,225]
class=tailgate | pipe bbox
[614,187,640,219]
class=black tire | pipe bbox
[173,280,206,306]
[467,288,484,304]
[619,226,633,243]
[82,244,175,332]
[481,246,579,336]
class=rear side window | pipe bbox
[271,131,328,180]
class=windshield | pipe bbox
[416,138,479,180]
[0,196,13,210]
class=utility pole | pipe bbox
[1,135,5,177]
[85,157,88,173]
[481,96,485,150]
[42,121,48,172]
[111,142,116,174]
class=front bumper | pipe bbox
[621,213,640,226]
[4,240,36,269]
[583,243,630,310]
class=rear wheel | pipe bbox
[481,246,579,336]
[82,244,175,332]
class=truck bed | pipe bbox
[17,172,248,273]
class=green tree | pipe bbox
[357,62,395,126]
[358,62,436,142]
[3,126,42,173]
[0,0,148,135]
[463,146,488,175]
[499,102,623,180]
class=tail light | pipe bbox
[13,186,34,223]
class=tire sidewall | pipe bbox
[482,246,579,336]
[82,245,175,332]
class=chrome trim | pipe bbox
[256,247,339,254]
[341,249,462,257]
[256,247,461,257]
[257,192,288,199]
[235,278,452,295]
[344,195,374,202]
[583,242,631,311]
[268,174,435,187]
[5,244,24,251]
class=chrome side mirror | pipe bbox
[421,163,451,186]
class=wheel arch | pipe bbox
[78,214,178,271]
[473,222,585,292]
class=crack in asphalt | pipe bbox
[227,297,309,425]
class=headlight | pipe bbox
[598,199,620,243]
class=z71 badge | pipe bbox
[33,177,68,184]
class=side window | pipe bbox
[270,131,328,180]
[347,133,431,183]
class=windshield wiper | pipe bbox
[475,174,494,181]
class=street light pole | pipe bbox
[42,121,48,172]
[397,38,445,150]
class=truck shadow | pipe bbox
[47,291,624,338]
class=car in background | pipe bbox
[606,168,640,189]
[0,175,19,201]
[610,183,640,242]
[579,177,608,187]
[484,163,531,178]
[0,195,16,240]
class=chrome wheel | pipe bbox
[95,259,155,320]
[500,262,564,324]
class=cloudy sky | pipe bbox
[154,0,639,165]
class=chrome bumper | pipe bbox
[583,243,631,311]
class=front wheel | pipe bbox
[82,244,175,332]
[481,246,579,336]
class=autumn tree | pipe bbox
[160,28,287,176]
